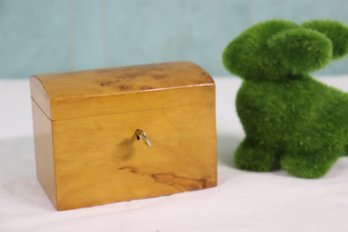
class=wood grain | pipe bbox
[30,62,217,210]
[31,101,56,208]
[30,62,214,120]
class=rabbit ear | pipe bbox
[302,20,348,59]
[223,20,297,80]
[267,28,332,74]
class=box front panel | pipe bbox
[53,86,216,210]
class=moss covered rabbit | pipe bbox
[223,19,348,178]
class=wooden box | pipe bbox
[30,62,217,210]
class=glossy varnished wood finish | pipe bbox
[30,62,217,210]
[31,62,214,120]
[31,101,56,208]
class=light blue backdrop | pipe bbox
[1,0,348,78]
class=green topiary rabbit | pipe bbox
[223,19,348,178]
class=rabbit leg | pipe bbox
[281,142,342,178]
[234,137,281,171]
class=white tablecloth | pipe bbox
[1,77,348,232]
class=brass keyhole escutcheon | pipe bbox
[135,129,152,148]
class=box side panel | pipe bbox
[32,101,57,208]
[53,85,216,210]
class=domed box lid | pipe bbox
[30,62,215,121]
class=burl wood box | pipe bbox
[30,62,217,210]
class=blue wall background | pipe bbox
[1,0,348,78]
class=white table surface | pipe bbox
[1,76,348,232]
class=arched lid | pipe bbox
[30,62,215,120]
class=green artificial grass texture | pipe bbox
[223,19,348,178]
